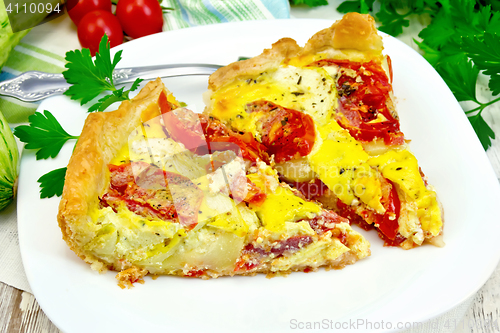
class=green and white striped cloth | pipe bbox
[0,0,289,125]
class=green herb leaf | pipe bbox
[89,78,143,112]
[489,73,500,96]
[462,33,500,76]
[337,0,362,13]
[289,0,328,7]
[13,110,79,160]
[417,12,455,49]
[337,0,375,13]
[63,35,141,112]
[468,113,495,150]
[376,2,410,36]
[38,167,67,198]
[437,55,479,102]
[413,39,441,66]
[63,36,118,105]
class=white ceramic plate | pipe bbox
[18,19,500,333]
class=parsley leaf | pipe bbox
[437,55,479,102]
[13,110,79,160]
[413,39,441,66]
[489,73,500,96]
[462,33,500,77]
[418,11,455,49]
[63,35,143,112]
[376,2,410,36]
[468,113,496,150]
[289,0,328,7]
[38,167,67,198]
[337,0,375,14]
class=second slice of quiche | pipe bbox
[205,13,444,249]
[58,78,370,286]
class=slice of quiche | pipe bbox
[204,12,443,249]
[58,78,370,286]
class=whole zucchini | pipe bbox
[0,0,60,70]
[0,110,19,210]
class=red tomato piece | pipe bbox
[115,0,163,39]
[199,115,269,163]
[162,108,207,151]
[77,10,123,56]
[246,101,316,163]
[103,162,203,229]
[335,178,404,246]
[67,0,112,26]
[376,180,401,240]
[310,59,404,145]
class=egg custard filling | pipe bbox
[58,13,443,287]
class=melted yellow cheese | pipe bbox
[208,206,249,237]
[110,140,129,165]
[368,149,442,236]
[145,229,186,263]
[209,66,337,131]
[307,121,384,213]
[247,173,321,232]
[286,54,326,68]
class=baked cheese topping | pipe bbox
[251,184,321,233]
[247,164,321,233]
[308,120,384,213]
[368,149,443,236]
[209,66,337,131]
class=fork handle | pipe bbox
[0,64,221,103]
[0,71,69,103]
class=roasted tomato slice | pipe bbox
[335,178,403,245]
[246,101,315,163]
[376,179,401,240]
[310,59,404,145]
[199,115,269,163]
[103,162,203,229]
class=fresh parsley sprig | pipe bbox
[13,110,78,198]
[63,35,143,112]
[289,0,328,7]
[37,167,67,198]
[17,34,145,199]
[14,110,79,160]
[337,0,500,150]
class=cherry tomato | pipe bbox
[66,0,112,26]
[115,0,163,39]
[77,10,123,56]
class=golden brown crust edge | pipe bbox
[57,78,169,271]
[301,12,383,56]
[56,77,371,281]
[115,250,364,287]
[208,37,301,91]
[208,13,383,92]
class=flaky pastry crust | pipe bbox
[58,78,370,281]
[208,13,383,92]
[58,78,169,271]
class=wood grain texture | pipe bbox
[455,264,500,333]
[0,282,60,333]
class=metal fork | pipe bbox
[0,63,222,102]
